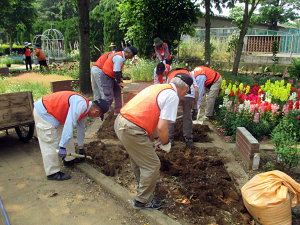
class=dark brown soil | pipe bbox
[84,103,253,224]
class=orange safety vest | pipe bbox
[42,91,89,123]
[93,51,113,69]
[168,68,195,89]
[102,52,125,78]
[121,84,175,135]
[35,48,46,61]
[24,48,31,57]
[157,64,171,84]
[194,66,220,88]
[157,43,171,60]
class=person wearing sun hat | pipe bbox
[102,46,138,115]
[33,43,48,70]
[114,72,193,210]
[153,62,172,84]
[33,91,110,181]
[153,37,172,65]
[23,42,32,70]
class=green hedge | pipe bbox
[0,45,28,55]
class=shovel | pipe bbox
[193,109,203,125]
[56,150,92,159]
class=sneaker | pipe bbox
[132,199,162,210]
[135,181,139,190]
[63,158,85,167]
[169,139,175,147]
[185,138,193,147]
[47,171,71,181]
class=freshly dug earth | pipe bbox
[85,110,253,224]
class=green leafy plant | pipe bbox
[271,117,300,171]
[1,57,13,66]
[270,64,285,76]
[288,57,300,78]
[272,39,279,65]
[265,162,275,171]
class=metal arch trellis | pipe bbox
[32,26,66,61]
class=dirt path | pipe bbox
[0,130,152,225]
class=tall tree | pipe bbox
[118,0,201,58]
[258,0,299,31]
[0,0,37,54]
[77,0,92,94]
[203,0,235,67]
[36,0,62,21]
[232,0,261,76]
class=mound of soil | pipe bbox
[85,142,251,224]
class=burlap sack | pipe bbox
[242,170,300,225]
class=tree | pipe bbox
[77,0,92,94]
[203,0,235,67]
[0,0,37,54]
[258,0,299,31]
[36,0,62,21]
[232,0,261,76]
[118,0,201,58]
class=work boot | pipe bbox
[185,137,193,147]
[47,171,71,181]
[169,139,175,147]
[132,199,162,210]
[135,181,139,190]
[63,158,84,167]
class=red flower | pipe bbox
[291,87,296,93]
[230,91,235,97]
[297,116,300,120]
[268,104,272,111]
[264,106,268,112]
[296,101,300,109]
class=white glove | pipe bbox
[163,60,166,64]
[155,140,171,153]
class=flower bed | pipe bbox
[214,79,300,141]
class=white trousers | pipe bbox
[33,108,75,176]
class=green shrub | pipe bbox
[13,57,23,64]
[288,57,300,78]
[1,57,13,66]
[271,115,300,171]
[66,49,80,62]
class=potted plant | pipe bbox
[1,57,13,67]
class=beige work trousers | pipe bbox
[205,76,223,117]
[114,114,161,203]
[33,108,76,176]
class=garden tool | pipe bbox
[193,108,203,125]
[55,150,92,159]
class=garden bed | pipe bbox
[83,102,253,224]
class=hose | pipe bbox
[0,196,10,225]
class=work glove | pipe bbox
[118,82,124,88]
[154,140,171,153]
[192,108,198,117]
[59,147,67,159]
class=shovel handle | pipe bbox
[56,150,92,159]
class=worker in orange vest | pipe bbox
[114,73,193,210]
[167,68,199,146]
[190,66,223,121]
[91,48,122,101]
[33,43,48,70]
[33,91,110,181]
[101,46,137,115]
[23,42,32,70]
[153,37,172,65]
[153,62,172,84]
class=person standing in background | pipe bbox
[153,37,172,65]
[33,43,48,70]
[23,42,32,70]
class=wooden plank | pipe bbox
[0,91,34,130]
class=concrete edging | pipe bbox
[76,117,181,225]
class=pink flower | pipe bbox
[254,113,260,123]
[289,80,294,84]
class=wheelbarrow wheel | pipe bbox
[15,124,35,142]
